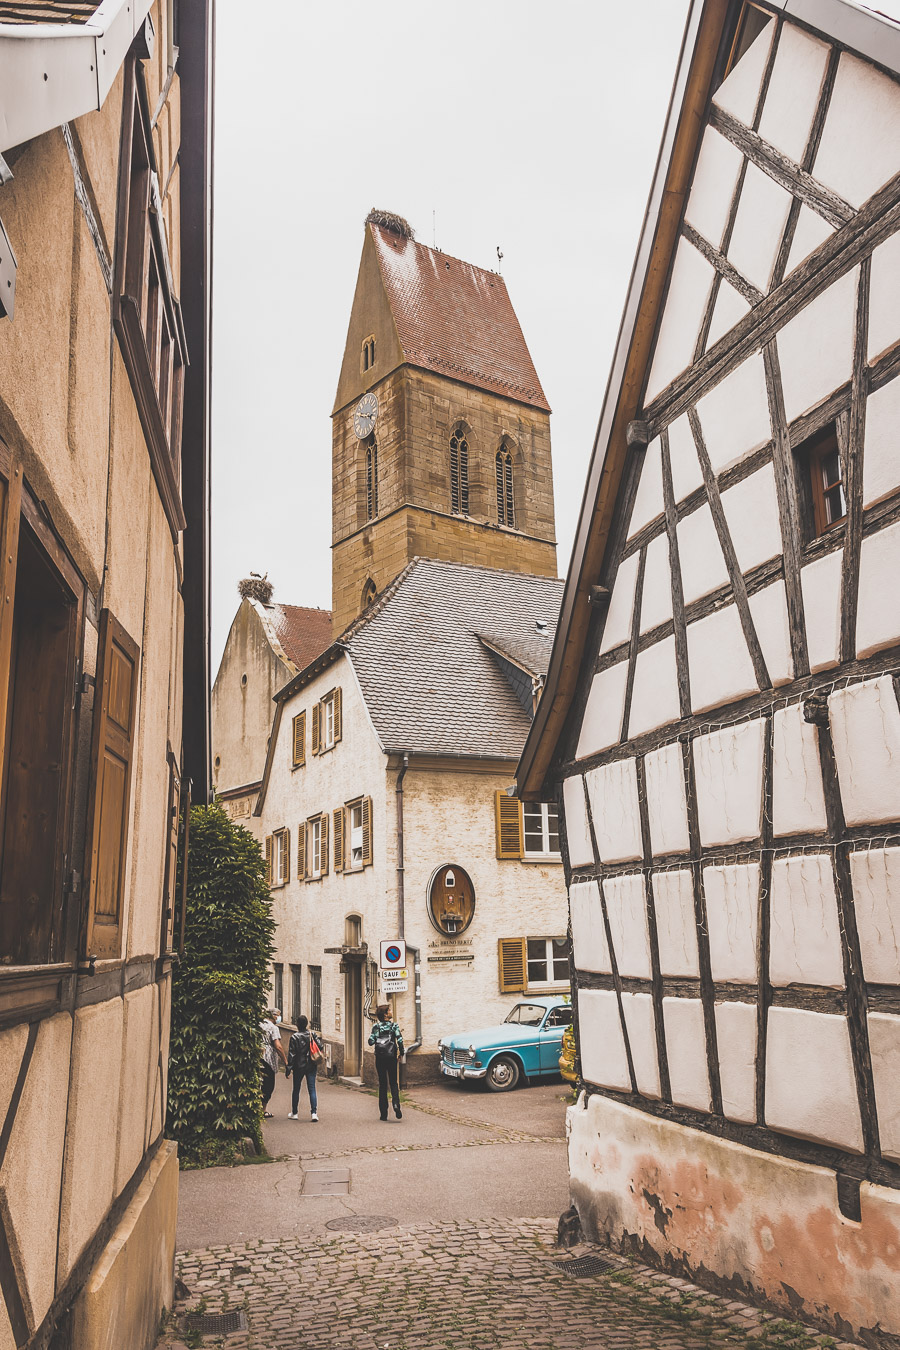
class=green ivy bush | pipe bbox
[167,804,275,1166]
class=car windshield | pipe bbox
[504,1003,546,1027]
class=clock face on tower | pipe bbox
[353,392,379,439]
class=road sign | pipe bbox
[381,978,408,993]
[380,939,406,970]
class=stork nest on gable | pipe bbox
[238,574,273,605]
[365,209,415,240]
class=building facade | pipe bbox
[0,3,211,1347]
[518,1,900,1342]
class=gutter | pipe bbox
[395,754,423,1057]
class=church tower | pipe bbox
[331,210,557,634]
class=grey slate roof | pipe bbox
[345,558,563,760]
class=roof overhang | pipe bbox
[0,0,154,153]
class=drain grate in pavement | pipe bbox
[181,1310,247,1334]
[325,1214,399,1233]
[553,1254,619,1278]
[302,1167,351,1195]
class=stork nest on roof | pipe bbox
[238,574,273,605]
[365,209,415,240]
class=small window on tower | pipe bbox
[365,436,379,521]
[496,444,515,528]
[450,429,469,516]
[361,578,377,612]
[361,336,376,372]
[795,421,846,541]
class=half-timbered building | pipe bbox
[517,0,900,1341]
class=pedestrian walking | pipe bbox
[368,1003,403,1121]
[260,1008,286,1118]
[286,1015,323,1121]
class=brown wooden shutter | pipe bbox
[292,711,306,768]
[281,827,290,884]
[85,610,140,959]
[333,687,342,743]
[311,702,320,755]
[495,791,524,859]
[297,823,306,882]
[320,811,329,876]
[160,751,180,954]
[333,806,345,873]
[498,938,527,993]
[361,795,373,866]
[0,454,21,790]
[265,834,273,886]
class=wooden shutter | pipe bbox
[320,811,330,877]
[361,795,373,866]
[281,827,290,884]
[333,806,345,873]
[292,711,306,768]
[297,823,306,881]
[498,938,527,993]
[160,751,180,954]
[311,702,320,755]
[495,791,524,859]
[265,834,273,885]
[333,687,342,743]
[0,454,21,793]
[85,610,140,959]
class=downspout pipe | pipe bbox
[395,754,422,1056]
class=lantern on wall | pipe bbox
[427,864,475,935]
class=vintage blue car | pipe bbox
[438,996,572,1091]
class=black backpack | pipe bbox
[288,1030,311,1072]
[373,1024,398,1061]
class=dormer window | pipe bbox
[361,336,376,372]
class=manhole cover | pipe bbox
[303,1167,350,1195]
[553,1255,618,1278]
[325,1214,399,1233]
[181,1310,247,1333]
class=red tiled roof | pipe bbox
[370,224,550,412]
[270,604,332,672]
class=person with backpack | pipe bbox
[368,1003,404,1121]
[286,1015,324,1121]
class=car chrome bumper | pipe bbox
[440,1061,486,1079]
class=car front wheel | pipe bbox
[485,1054,520,1092]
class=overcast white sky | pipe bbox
[211,0,692,670]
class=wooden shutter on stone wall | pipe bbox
[265,835,273,885]
[495,791,523,859]
[311,703,320,755]
[292,711,306,768]
[498,938,527,993]
[280,828,290,884]
[333,688,342,743]
[320,811,329,877]
[85,610,140,959]
[333,807,344,873]
[297,824,306,881]
[361,796,373,866]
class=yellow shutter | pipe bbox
[265,835,273,886]
[311,702,320,755]
[498,938,527,993]
[320,811,330,876]
[297,823,306,882]
[292,711,306,768]
[333,687,342,743]
[333,806,344,873]
[282,827,290,884]
[361,795,373,866]
[495,791,523,859]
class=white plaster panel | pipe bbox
[868,1012,900,1162]
[695,719,765,847]
[748,581,793,687]
[585,759,642,864]
[814,52,900,209]
[628,636,682,741]
[600,551,639,655]
[712,17,775,125]
[645,240,715,403]
[863,375,900,508]
[644,741,690,857]
[696,354,772,475]
[777,268,858,423]
[772,703,827,837]
[857,521,900,657]
[576,663,628,760]
[115,984,156,1195]
[868,229,900,363]
[578,989,631,1092]
[785,205,833,276]
[570,879,611,975]
[829,677,900,827]
[704,863,760,983]
[663,997,711,1112]
[562,775,594,868]
[684,127,744,249]
[765,1007,863,1151]
[652,869,700,977]
[851,849,900,985]
[687,605,758,714]
[769,854,845,988]
[668,414,704,502]
[620,992,661,1099]
[677,503,728,605]
[721,465,782,573]
[628,439,664,539]
[640,533,673,634]
[715,1001,757,1125]
[706,279,751,350]
[800,547,842,672]
[757,21,829,163]
[603,873,652,979]
[727,162,793,293]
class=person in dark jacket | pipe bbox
[286,1015,323,1121]
[368,1003,403,1121]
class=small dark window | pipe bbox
[361,337,376,372]
[496,445,515,528]
[361,578,376,612]
[797,422,846,540]
[274,963,284,1016]
[290,964,302,1027]
[309,965,322,1029]
[365,436,378,521]
[724,2,770,80]
[450,430,469,515]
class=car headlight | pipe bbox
[467,1045,476,1058]
[438,1039,444,1051]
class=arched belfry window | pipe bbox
[365,436,379,520]
[361,578,376,611]
[450,429,469,515]
[496,444,515,528]
[361,336,376,372]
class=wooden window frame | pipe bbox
[270,826,290,887]
[522,801,561,861]
[291,711,306,769]
[526,936,570,990]
[795,418,848,543]
[318,688,342,753]
[495,790,523,859]
[305,812,329,881]
[342,796,373,872]
[113,56,188,538]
